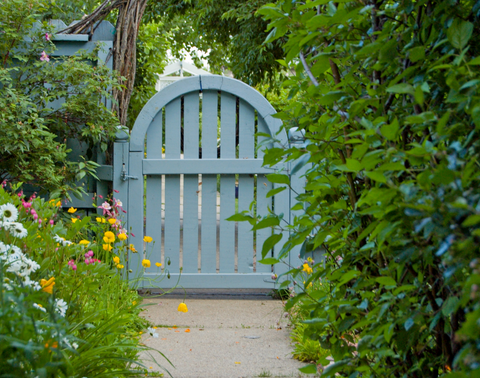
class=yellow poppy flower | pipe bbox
[143,236,153,243]
[155,262,162,267]
[177,302,188,313]
[67,207,77,214]
[40,277,55,294]
[56,201,61,207]
[103,244,112,251]
[71,218,78,223]
[129,244,137,253]
[118,233,127,241]
[142,259,151,268]
[103,231,115,243]
[113,256,120,264]
[96,217,102,222]
[116,264,124,269]
[108,218,116,225]
[79,240,90,245]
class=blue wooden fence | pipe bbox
[41,20,116,211]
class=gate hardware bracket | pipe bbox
[121,163,138,181]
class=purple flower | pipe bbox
[45,33,50,41]
[40,51,49,62]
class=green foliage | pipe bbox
[128,20,170,128]
[146,0,285,86]
[0,0,121,196]
[289,280,330,364]
[0,183,167,377]
[251,0,480,375]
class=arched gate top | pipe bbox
[129,75,286,152]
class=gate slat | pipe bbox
[184,93,199,157]
[255,174,272,273]
[256,117,273,273]
[183,93,200,273]
[145,111,163,272]
[127,151,144,282]
[219,93,237,272]
[200,91,218,273]
[273,185,290,281]
[237,100,255,273]
[164,100,181,273]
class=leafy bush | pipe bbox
[0,183,165,377]
[248,0,480,376]
[0,0,121,197]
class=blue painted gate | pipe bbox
[114,75,303,289]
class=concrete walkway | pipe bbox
[139,294,309,378]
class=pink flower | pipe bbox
[49,219,54,225]
[45,33,50,41]
[85,250,94,258]
[68,259,77,271]
[40,51,50,62]
[33,213,38,220]
[38,219,42,224]
[100,201,111,210]
[113,189,119,193]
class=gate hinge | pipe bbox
[121,163,138,181]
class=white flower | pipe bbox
[23,277,41,291]
[72,342,79,349]
[33,303,46,313]
[55,299,68,317]
[8,222,28,239]
[147,327,159,338]
[100,201,111,210]
[0,203,18,222]
[53,234,73,246]
[3,278,13,291]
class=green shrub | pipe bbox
[0,0,121,197]
[247,0,480,376]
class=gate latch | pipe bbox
[121,163,138,181]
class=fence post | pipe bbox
[113,126,130,226]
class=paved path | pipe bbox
[139,295,308,378]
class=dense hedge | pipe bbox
[252,0,480,376]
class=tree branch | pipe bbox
[299,51,319,87]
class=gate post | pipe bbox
[113,126,130,228]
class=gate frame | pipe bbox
[112,75,306,289]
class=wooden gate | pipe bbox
[114,75,299,289]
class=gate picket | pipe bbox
[146,111,163,273]
[164,99,181,273]
[256,118,274,273]
[200,91,218,273]
[219,93,237,273]
[237,99,255,273]
[182,93,200,273]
